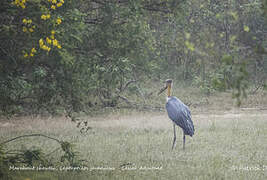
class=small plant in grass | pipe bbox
[60,141,83,167]
[0,134,85,178]
[0,145,9,179]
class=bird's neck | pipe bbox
[167,84,171,97]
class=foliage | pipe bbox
[60,141,81,167]
[193,74,215,96]
[212,54,249,105]
[0,145,9,179]
[0,0,267,116]
[0,134,84,178]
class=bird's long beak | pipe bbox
[158,86,167,95]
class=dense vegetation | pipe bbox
[1,0,266,116]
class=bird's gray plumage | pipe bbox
[158,79,194,150]
[166,96,194,137]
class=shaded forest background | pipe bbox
[1,0,267,116]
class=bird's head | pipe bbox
[158,79,173,96]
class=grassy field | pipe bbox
[1,91,267,180]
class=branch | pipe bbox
[119,104,165,112]
[142,6,171,14]
[91,0,106,5]
[0,134,61,146]
[121,80,137,92]
[249,82,264,94]
[84,18,104,24]
[117,95,131,105]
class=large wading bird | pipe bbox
[158,79,194,150]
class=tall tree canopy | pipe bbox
[0,0,266,115]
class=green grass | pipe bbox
[1,107,267,180]
[1,89,267,180]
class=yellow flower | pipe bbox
[40,44,51,52]
[60,0,64,3]
[27,19,32,24]
[22,18,27,24]
[21,4,26,9]
[31,48,37,53]
[24,53,28,58]
[22,26,27,32]
[51,30,55,34]
[41,15,47,20]
[56,18,62,25]
[244,25,250,32]
[30,53,34,57]
[50,35,55,40]
[22,0,26,3]
[51,5,56,10]
[32,25,36,29]
[57,2,63,7]
[46,37,52,44]
[52,0,57,4]
[52,39,58,46]
[29,28,34,32]
[46,14,51,19]
[39,39,44,46]
[57,44,62,49]
[41,45,47,50]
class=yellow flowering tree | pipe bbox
[16,0,64,57]
[0,0,66,61]
[0,0,86,114]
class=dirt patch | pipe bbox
[1,109,266,131]
[0,122,15,128]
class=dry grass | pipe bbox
[1,90,267,180]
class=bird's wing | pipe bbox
[166,97,194,136]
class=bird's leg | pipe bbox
[183,132,185,150]
[172,123,176,150]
